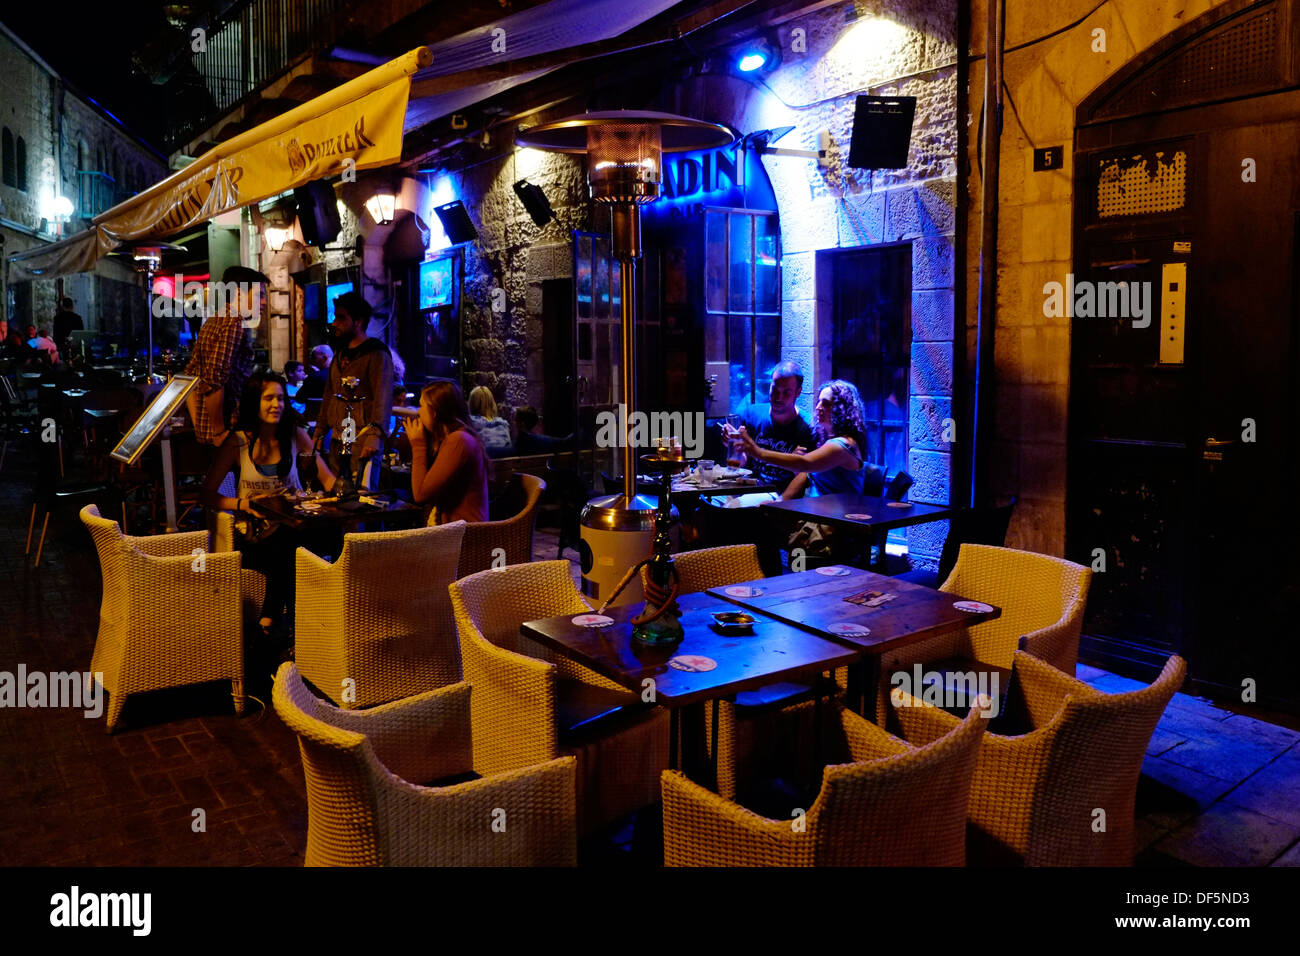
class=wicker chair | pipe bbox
[295,522,466,709]
[662,695,990,866]
[874,543,1091,721]
[273,662,577,866]
[212,510,267,627]
[451,473,545,577]
[449,560,669,835]
[893,650,1186,866]
[81,504,244,733]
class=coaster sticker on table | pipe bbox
[724,585,764,598]
[844,513,873,521]
[571,614,614,628]
[668,655,717,672]
[887,501,913,509]
[953,600,995,614]
[827,622,871,637]
[815,566,853,576]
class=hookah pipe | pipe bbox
[598,556,680,625]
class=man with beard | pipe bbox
[312,292,393,490]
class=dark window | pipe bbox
[15,137,26,191]
[830,244,912,478]
[1,128,14,188]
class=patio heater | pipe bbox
[112,242,188,384]
[516,112,734,605]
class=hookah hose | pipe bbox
[598,558,680,624]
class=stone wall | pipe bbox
[962,0,1235,555]
[0,27,168,331]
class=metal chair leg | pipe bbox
[34,512,51,567]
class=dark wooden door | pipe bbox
[1071,95,1300,709]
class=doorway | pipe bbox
[1070,0,1300,709]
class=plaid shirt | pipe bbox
[185,313,254,444]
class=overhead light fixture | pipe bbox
[365,188,397,225]
[735,39,778,74]
[264,226,291,252]
[42,194,74,222]
[513,179,555,227]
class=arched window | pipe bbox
[78,141,89,216]
[1,128,14,188]
[15,136,26,191]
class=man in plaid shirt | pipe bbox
[185,266,266,446]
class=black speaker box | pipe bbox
[434,201,479,244]
[295,181,342,246]
[848,95,917,170]
[513,180,554,227]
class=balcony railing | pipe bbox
[165,0,356,149]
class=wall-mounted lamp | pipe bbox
[264,226,292,252]
[365,189,397,225]
[735,38,779,74]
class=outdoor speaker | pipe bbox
[295,181,341,246]
[848,95,917,169]
[513,179,554,227]
[434,201,479,244]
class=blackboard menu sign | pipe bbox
[110,375,200,465]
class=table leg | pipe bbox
[668,707,680,771]
[710,699,720,792]
[679,704,709,787]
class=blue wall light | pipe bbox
[735,39,777,74]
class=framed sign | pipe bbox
[110,375,200,466]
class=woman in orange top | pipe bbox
[402,381,489,524]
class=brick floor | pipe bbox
[2,452,1298,866]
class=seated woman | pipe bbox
[467,385,514,458]
[202,371,335,638]
[738,378,868,496]
[403,381,489,524]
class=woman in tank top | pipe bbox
[738,379,868,496]
[203,371,335,638]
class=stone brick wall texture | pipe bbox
[0,29,168,332]
[962,0,1236,556]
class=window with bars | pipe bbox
[703,208,781,414]
[830,244,911,478]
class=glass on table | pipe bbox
[724,414,744,467]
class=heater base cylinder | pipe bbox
[578,494,675,605]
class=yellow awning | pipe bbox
[8,46,431,282]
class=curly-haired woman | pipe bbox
[738,379,868,497]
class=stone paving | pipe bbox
[1,461,1298,866]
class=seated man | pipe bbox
[283,361,307,415]
[701,362,815,570]
[513,405,572,455]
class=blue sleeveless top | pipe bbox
[809,437,865,496]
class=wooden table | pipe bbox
[251,493,422,532]
[521,590,856,787]
[706,566,1000,719]
[760,494,961,571]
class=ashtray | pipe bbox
[711,611,756,634]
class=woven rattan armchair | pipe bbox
[893,650,1186,866]
[273,662,577,866]
[662,696,990,866]
[81,504,244,733]
[295,522,466,709]
[874,543,1091,720]
[451,473,545,577]
[449,560,669,834]
[212,510,267,625]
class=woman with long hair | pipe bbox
[403,380,489,524]
[467,384,514,457]
[738,379,868,497]
[202,371,335,636]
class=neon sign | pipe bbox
[659,148,739,201]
